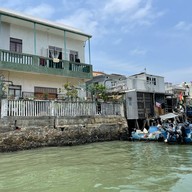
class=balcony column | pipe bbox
[64,30,67,60]
[88,37,91,64]
[33,22,36,55]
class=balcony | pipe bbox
[0,49,92,79]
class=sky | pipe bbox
[0,0,192,84]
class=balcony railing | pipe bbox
[0,49,92,79]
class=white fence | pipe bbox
[0,99,124,118]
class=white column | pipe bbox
[1,99,8,118]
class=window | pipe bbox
[111,81,116,87]
[146,76,156,85]
[10,38,22,53]
[34,87,57,100]
[152,78,156,85]
[146,76,151,84]
[128,97,132,106]
[8,85,21,97]
[49,46,62,59]
[48,46,62,68]
[69,51,78,62]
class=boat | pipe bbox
[164,123,192,144]
[131,126,167,142]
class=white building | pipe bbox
[0,8,92,100]
[127,72,165,93]
[125,72,165,120]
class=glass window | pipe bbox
[10,38,22,53]
[152,78,156,85]
[128,97,132,106]
[34,86,57,100]
[69,50,78,62]
[111,81,116,87]
[8,85,21,97]
[49,46,62,59]
[146,76,156,85]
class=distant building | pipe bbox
[86,73,127,100]
[87,72,166,125]
[125,72,165,123]
[165,82,192,112]
[93,71,106,77]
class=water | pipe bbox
[0,141,192,192]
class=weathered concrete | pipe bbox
[0,116,128,152]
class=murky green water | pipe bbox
[0,141,192,192]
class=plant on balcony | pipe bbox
[43,92,49,100]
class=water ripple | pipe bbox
[0,142,192,191]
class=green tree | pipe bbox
[87,84,108,101]
[64,82,78,100]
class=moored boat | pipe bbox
[131,126,167,142]
[164,123,192,144]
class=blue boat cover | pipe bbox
[148,126,158,133]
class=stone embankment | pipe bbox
[0,116,128,152]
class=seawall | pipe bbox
[0,116,128,152]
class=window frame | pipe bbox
[69,50,78,62]
[8,85,22,97]
[10,37,22,53]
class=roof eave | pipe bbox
[0,8,92,38]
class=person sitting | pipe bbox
[180,126,187,143]
[165,124,174,142]
[75,58,80,63]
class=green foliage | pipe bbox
[87,84,108,101]
[64,82,78,99]
[0,80,8,98]
[43,92,49,100]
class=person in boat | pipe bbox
[180,125,187,143]
[165,124,174,142]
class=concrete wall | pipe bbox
[0,115,127,132]
[125,91,138,119]
[0,116,128,152]
[127,74,165,93]
[1,71,86,95]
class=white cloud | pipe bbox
[103,0,141,14]
[0,0,24,9]
[103,0,155,23]
[92,50,146,75]
[113,38,123,45]
[0,1,55,19]
[129,48,147,56]
[57,0,164,37]
[56,9,103,36]
[174,21,192,31]
[23,4,55,19]
[162,67,192,84]
[102,0,164,33]
[130,0,152,20]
